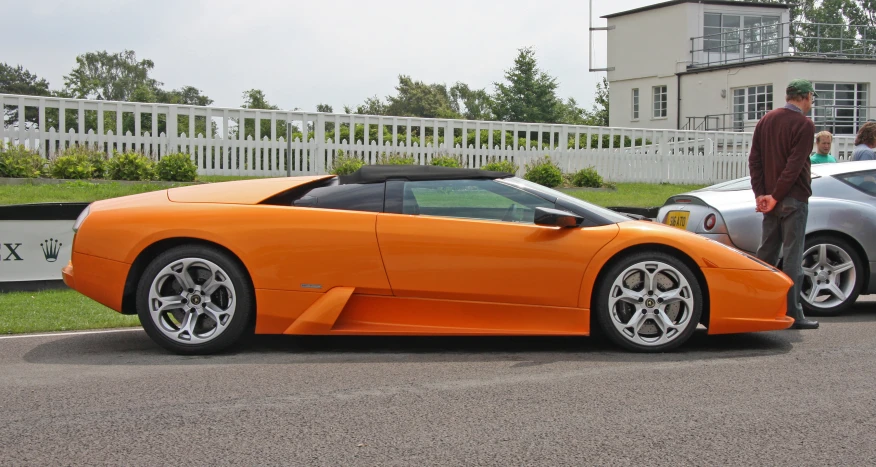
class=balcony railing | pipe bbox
[684,106,874,134]
[690,21,876,68]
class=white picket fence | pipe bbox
[0,93,858,184]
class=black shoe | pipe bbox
[792,318,819,330]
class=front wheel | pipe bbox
[594,251,703,352]
[136,245,254,355]
[801,235,863,316]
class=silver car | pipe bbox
[657,160,876,315]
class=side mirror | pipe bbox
[534,207,584,228]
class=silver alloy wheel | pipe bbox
[607,261,695,347]
[147,257,237,345]
[801,243,856,310]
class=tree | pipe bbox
[157,86,213,106]
[450,83,493,120]
[63,50,161,101]
[491,47,564,124]
[238,89,291,140]
[1,63,51,127]
[350,95,388,116]
[385,75,459,119]
[583,77,609,126]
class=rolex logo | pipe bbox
[41,238,62,263]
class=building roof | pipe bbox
[602,1,789,19]
[338,165,513,184]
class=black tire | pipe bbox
[136,245,254,355]
[594,251,703,352]
[801,235,863,316]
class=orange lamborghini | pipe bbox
[63,165,794,354]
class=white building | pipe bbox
[603,0,875,135]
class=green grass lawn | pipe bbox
[0,176,268,205]
[0,290,140,334]
[0,178,705,208]
[561,183,708,208]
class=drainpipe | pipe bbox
[676,73,682,129]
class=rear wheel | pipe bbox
[594,251,703,352]
[136,245,254,355]
[801,235,863,316]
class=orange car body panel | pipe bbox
[65,177,794,337]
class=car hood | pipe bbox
[167,175,333,204]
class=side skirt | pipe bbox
[260,287,590,336]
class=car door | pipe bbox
[375,178,618,308]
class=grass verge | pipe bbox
[0,290,140,335]
[561,183,707,208]
[0,176,269,205]
[0,178,705,208]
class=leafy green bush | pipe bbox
[430,155,463,168]
[0,142,45,178]
[50,154,95,180]
[155,153,198,182]
[54,144,109,179]
[570,166,604,188]
[523,156,563,188]
[330,150,365,175]
[106,151,155,181]
[378,152,415,165]
[482,159,519,175]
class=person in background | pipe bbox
[810,131,836,164]
[748,78,819,330]
[852,122,876,161]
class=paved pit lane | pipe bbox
[2,298,875,466]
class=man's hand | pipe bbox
[756,195,777,213]
[755,195,764,212]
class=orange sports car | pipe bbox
[63,165,794,354]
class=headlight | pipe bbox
[73,205,91,233]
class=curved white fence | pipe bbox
[1,93,857,184]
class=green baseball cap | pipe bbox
[787,79,818,97]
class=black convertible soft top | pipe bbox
[338,164,514,184]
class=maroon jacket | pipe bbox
[748,106,815,203]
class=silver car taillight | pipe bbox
[703,213,716,231]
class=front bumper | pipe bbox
[62,253,129,313]
[704,268,794,334]
[62,261,75,289]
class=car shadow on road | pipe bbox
[23,327,796,367]
[810,300,876,323]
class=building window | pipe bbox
[732,84,773,131]
[810,82,869,135]
[632,89,639,120]
[704,13,780,56]
[652,86,667,118]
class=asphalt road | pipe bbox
[2,299,876,466]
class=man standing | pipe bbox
[748,79,819,330]
[852,122,876,161]
[810,131,836,164]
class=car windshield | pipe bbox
[498,177,632,223]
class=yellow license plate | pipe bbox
[664,211,690,229]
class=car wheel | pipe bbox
[136,245,254,355]
[801,235,863,316]
[595,251,703,352]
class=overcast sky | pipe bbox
[5,0,659,113]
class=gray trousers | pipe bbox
[756,197,809,320]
